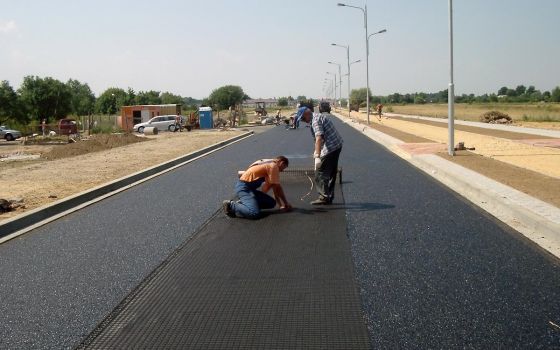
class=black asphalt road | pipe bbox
[79,179,369,349]
[1,120,559,349]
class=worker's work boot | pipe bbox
[310,197,330,205]
[222,200,235,217]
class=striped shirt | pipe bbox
[311,113,343,157]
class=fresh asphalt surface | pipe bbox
[1,120,560,349]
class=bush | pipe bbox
[92,125,119,134]
[480,111,512,124]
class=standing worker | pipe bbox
[223,156,292,219]
[376,103,384,120]
[299,101,343,205]
[174,113,183,132]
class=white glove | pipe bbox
[314,156,322,170]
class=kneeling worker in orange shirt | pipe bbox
[223,156,292,219]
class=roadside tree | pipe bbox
[136,90,162,105]
[551,87,560,102]
[350,88,370,109]
[67,79,96,116]
[0,80,24,125]
[207,85,246,110]
[161,92,183,105]
[18,76,72,123]
[96,87,127,115]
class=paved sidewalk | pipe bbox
[333,110,560,259]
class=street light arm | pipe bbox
[368,29,387,41]
[337,3,365,14]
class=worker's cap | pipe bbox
[295,106,309,120]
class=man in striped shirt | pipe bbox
[299,102,343,205]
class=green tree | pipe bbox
[277,97,288,107]
[528,91,543,102]
[67,79,96,116]
[18,76,72,123]
[498,86,508,95]
[506,89,517,97]
[515,85,527,96]
[207,85,246,110]
[135,90,162,105]
[96,87,127,114]
[161,91,184,105]
[551,86,560,102]
[387,93,402,104]
[126,88,136,106]
[350,88,370,108]
[414,95,426,104]
[0,80,24,125]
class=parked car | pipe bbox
[133,115,180,133]
[58,119,78,135]
[0,126,22,141]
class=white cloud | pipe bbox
[0,20,17,33]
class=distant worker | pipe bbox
[223,156,292,219]
[291,106,310,129]
[41,118,47,136]
[376,103,384,120]
[175,114,182,132]
[299,101,343,205]
[275,109,281,125]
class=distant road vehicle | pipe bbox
[0,126,22,141]
[133,115,178,133]
[58,119,78,135]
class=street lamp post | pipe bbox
[448,0,455,156]
[368,28,387,118]
[338,2,373,123]
[332,43,351,117]
[326,72,337,104]
[328,61,342,108]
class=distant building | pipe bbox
[119,104,181,131]
[242,98,279,108]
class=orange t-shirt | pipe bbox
[240,160,280,184]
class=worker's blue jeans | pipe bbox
[231,178,276,219]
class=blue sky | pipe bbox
[1,0,559,100]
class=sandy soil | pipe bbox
[338,108,560,207]
[0,129,243,222]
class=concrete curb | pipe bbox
[0,131,254,243]
[336,113,560,259]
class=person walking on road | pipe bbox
[376,103,384,120]
[299,101,343,205]
[223,156,292,219]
